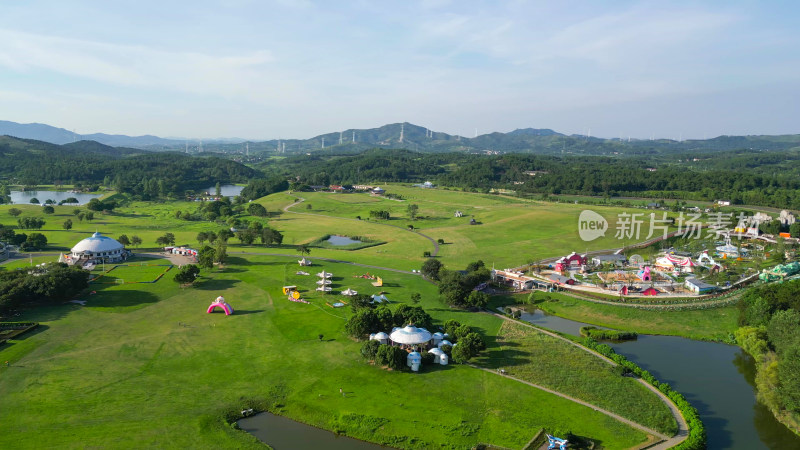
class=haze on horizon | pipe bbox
[0,0,798,141]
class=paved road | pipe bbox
[282,196,440,256]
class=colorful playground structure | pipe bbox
[207,296,234,315]
[759,262,800,282]
[546,434,568,450]
[636,266,651,282]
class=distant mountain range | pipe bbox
[2,119,799,156]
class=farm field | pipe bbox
[0,255,655,449]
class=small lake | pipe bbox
[202,184,244,198]
[10,190,101,205]
[517,308,800,449]
[327,235,362,246]
[238,412,385,449]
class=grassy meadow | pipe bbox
[0,187,708,448]
[1,255,652,449]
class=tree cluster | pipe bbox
[0,263,89,313]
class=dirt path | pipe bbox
[486,312,689,449]
[282,197,440,256]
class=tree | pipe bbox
[155,232,176,246]
[73,208,82,216]
[247,203,268,217]
[206,231,218,244]
[215,182,222,198]
[24,232,48,250]
[8,208,21,217]
[261,228,283,246]
[29,197,39,204]
[217,229,234,242]
[64,197,79,204]
[767,309,800,355]
[375,344,406,370]
[117,234,131,246]
[443,319,461,338]
[131,235,142,248]
[197,245,215,270]
[236,229,257,245]
[438,270,470,306]
[791,222,800,239]
[296,244,310,257]
[437,238,445,245]
[421,258,443,280]
[214,239,228,265]
[196,231,209,244]
[173,264,200,286]
[778,346,800,411]
[350,294,375,312]
[346,309,378,339]
[62,219,73,230]
[410,292,421,305]
[85,211,94,221]
[451,332,486,363]
[361,340,381,360]
[465,290,490,309]
[407,203,419,220]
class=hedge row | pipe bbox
[579,326,637,341]
[578,337,706,450]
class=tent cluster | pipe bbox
[369,325,451,371]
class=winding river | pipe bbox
[519,309,800,449]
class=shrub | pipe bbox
[361,340,381,361]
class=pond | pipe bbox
[238,412,386,449]
[202,184,244,198]
[10,190,101,205]
[327,235,362,246]
[517,308,800,449]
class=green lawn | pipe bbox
[0,254,653,449]
[475,320,677,435]
[520,291,739,341]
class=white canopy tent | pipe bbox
[342,288,358,296]
[390,325,432,345]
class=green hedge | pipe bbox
[579,326,637,341]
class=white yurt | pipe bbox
[438,339,453,348]
[317,271,333,278]
[428,347,444,364]
[390,325,432,346]
[439,352,449,365]
[298,257,312,266]
[70,232,127,264]
[407,351,422,371]
[342,288,358,296]
[373,332,389,344]
[432,332,444,346]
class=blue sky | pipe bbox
[0,0,798,140]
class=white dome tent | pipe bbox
[341,288,358,296]
[372,332,389,344]
[70,232,129,265]
[389,325,432,346]
[432,332,444,346]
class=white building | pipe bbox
[70,232,128,264]
[780,210,796,227]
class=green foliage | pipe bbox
[369,210,390,220]
[214,240,228,264]
[173,264,200,285]
[7,207,21,217]
[260,227,283,246]
[421,258,443,280]
[767,310,800,355]
[130,235,142,247]
[579,326,638,341]
[86,198,116,212]
[346,309,378,339]
[62,218,73,230]
[407,204,419,220]
[443,319,461,338]
[246,202,268,217]
[240,178,289,201]
[117,234,130,246]
[41,205,54,214]
[451,332,485,363]
[360,340,381,360]
[17,217,45,229]
[22,232,47,250]
[0,263,89,313]
[465,290,490,308]
[155,232,176,246]
[778,347,800,411]
[196,245,215,270]
[375,344,405,370]
[392,304,432,330]
[350,294,376,312]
